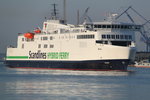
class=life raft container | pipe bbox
[24,33,34,39]
[34,29,41,33]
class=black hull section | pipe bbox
[5,60,129,71]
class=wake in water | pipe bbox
[7,67,135,76]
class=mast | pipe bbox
[63,0,67,23]
[51,3,58,20]
[77,10,80,25]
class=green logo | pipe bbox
[47,52,69,59]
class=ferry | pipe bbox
[5,1,141,71]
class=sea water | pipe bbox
[0,61,150,100]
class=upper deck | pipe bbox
[85,21,141,31]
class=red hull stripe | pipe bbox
[134,66,150,68]
[11,67,127,72]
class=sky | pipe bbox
[0,0,150,53]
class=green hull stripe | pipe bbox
[7,56,28,59]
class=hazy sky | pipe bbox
[0,0,150,53]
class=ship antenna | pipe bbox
[77,10,80,25]
[63,0,67,24]
[51,3,58,20]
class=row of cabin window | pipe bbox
[59,36,76,39]
[93,24,140,29]
[41,36,53,40]
[22,38,34,42]
[21,36,53,42]
[77,35,95,39]
[21,44,54,49]
[102,34,132,40]
[38,44,54,48]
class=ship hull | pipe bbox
[5,59,129,71]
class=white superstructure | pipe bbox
[7,16,139,60]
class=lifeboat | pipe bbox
[34,28,41,33]
[24,33,34,39]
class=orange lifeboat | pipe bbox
[24,33,34,39]
[34,28,41,33]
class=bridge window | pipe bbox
[124,25,128,29]
[111,35,115,39]
[87,24,93,28]
[102,35,106,39]
[121,25,124,29]
[116,35,119,39]
[94,25,98,28]
[107,25,111,28]
[129,35,132,39]
[112,25,115,28]
[102,25,106,28]
[120,35,124,39]
[125,35,128,39]
[107,35,110,39]
[98,25,101,28]
[135,26,141,29]
[93,24,140,30]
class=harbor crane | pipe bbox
[80,7,93,24]
[116,6,150,52]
